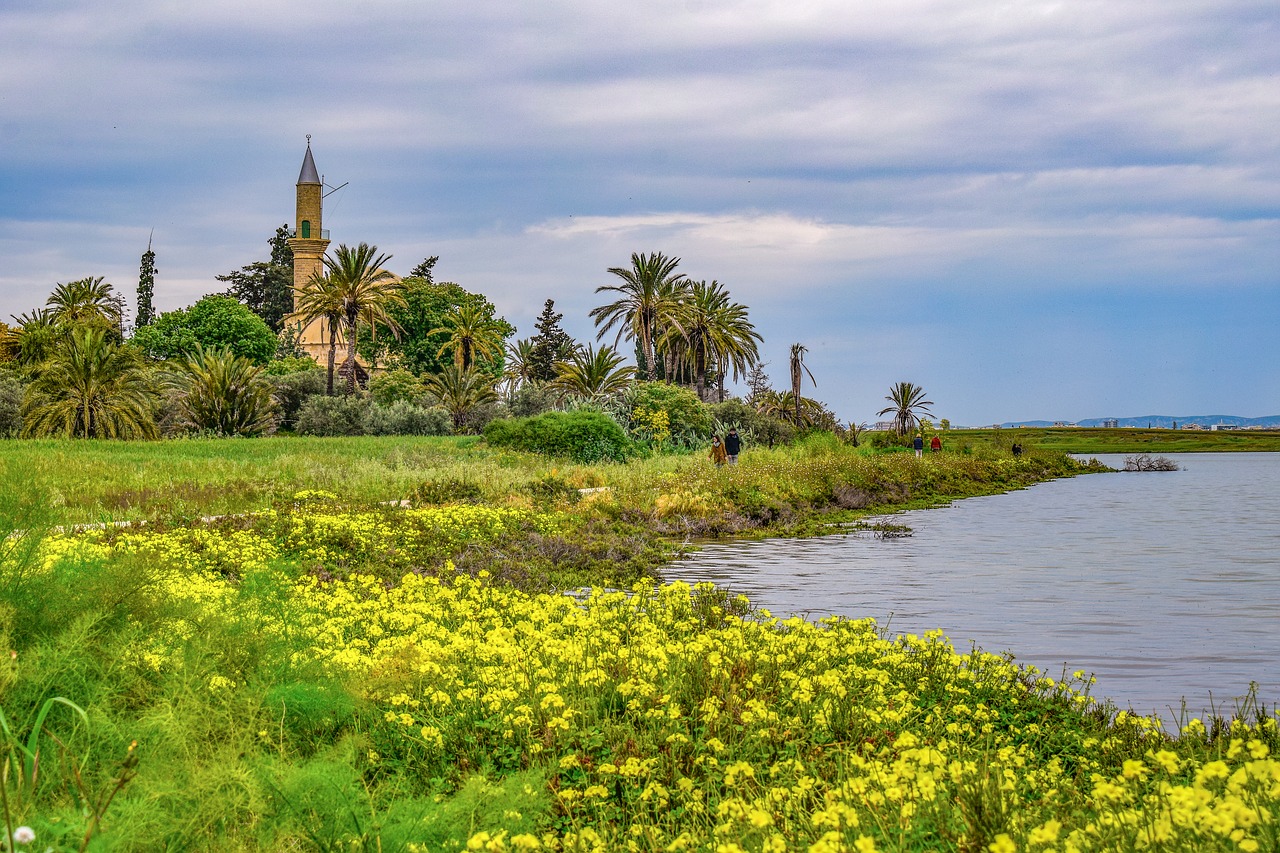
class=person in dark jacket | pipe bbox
[913,433,924,458]
[724,428,742,465]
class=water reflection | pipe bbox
[674,453,1280,722]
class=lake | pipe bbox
[673,452,1280,723]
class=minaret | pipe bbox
[287,137,332,362]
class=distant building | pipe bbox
[1101,419,1119,428]
[1052,421,1077,428]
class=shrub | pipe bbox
[362,401,452,436]
[0,374,23,437]
[264,356,321,377]
[868,429,913,450]
[411,477,485,506]
[624,382,712,447]
[507,384,557,418]
[271,369,326,432]
[295,395,371,437]
[525,473,581,508]
[369,369,427,407]
[484,410,632,463]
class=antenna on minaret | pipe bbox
[324,178,349,199]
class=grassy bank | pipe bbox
[2,437,1277,850]
[950,427,1280,455]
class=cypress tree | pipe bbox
[136,234,157,328]
[528,299,575,382]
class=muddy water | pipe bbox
[674,453,1280,722]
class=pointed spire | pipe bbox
[297,136,320,185]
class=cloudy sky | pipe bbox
[2,0,1277,425]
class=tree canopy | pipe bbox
[358,278,513,379]
[216,225,295,332]
[131,294,277,365]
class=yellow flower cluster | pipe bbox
[280,575,1280,851]
[29,512,1280,851]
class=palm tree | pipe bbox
[503,337,537,394]
[754,388,822,429]
[294,272,345,395]
[169,344,277,436]
[665,280,761,401]
[46,276,124,333]
[322,243,405,394]
[590,252,688,381]
[10,309,58,369]
[789,343,816,427]
[430,302,506,371]
[549,344,634,399]
[424,365,498,433]
[21,326,156,439]
[878,381,934,436]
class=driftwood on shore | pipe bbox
[1123,454,1180,472]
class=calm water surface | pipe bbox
[674,452,1280,721]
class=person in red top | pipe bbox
[930,434,942,453]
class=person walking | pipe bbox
[709,435,728,466]
[930,434,942,453]
[913,433,924,458]
[724,427,742,466]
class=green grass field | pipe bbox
[948,426,1280,454]
[2,435,1278,850]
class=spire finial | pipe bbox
[306,134,312,146]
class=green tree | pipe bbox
[168,344,277,436]
[878,381,935,436]
[591,252,688,382]
[549,344,633,399]
[409,256,438,281]
[358,279,513,379]
[424,365,498,433]
[320,243,406,394]
[21,326,156,439]
[527,299,576,382]
[137,236,157,328]
[131,294,277,365]
[294,273,346,395]
[431,302,506,372]
[216,225,295,332]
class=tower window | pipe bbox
[301,220,312,238]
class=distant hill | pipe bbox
[999,415,1280,429]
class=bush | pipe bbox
[411,477,485,506]
[0,374,23,437]
[362,401,452,436]
[271,369,326,432]
[295,395,371,437]
[459,400,506,435]
[867,430,913,450]
[264,356,321,376]
[624,382,712,447]
[507,384,557,418]
[484,410,632,463]
[369,369,427,407]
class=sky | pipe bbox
[2,0,1277,426]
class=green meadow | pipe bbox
[1,436,1278,851]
